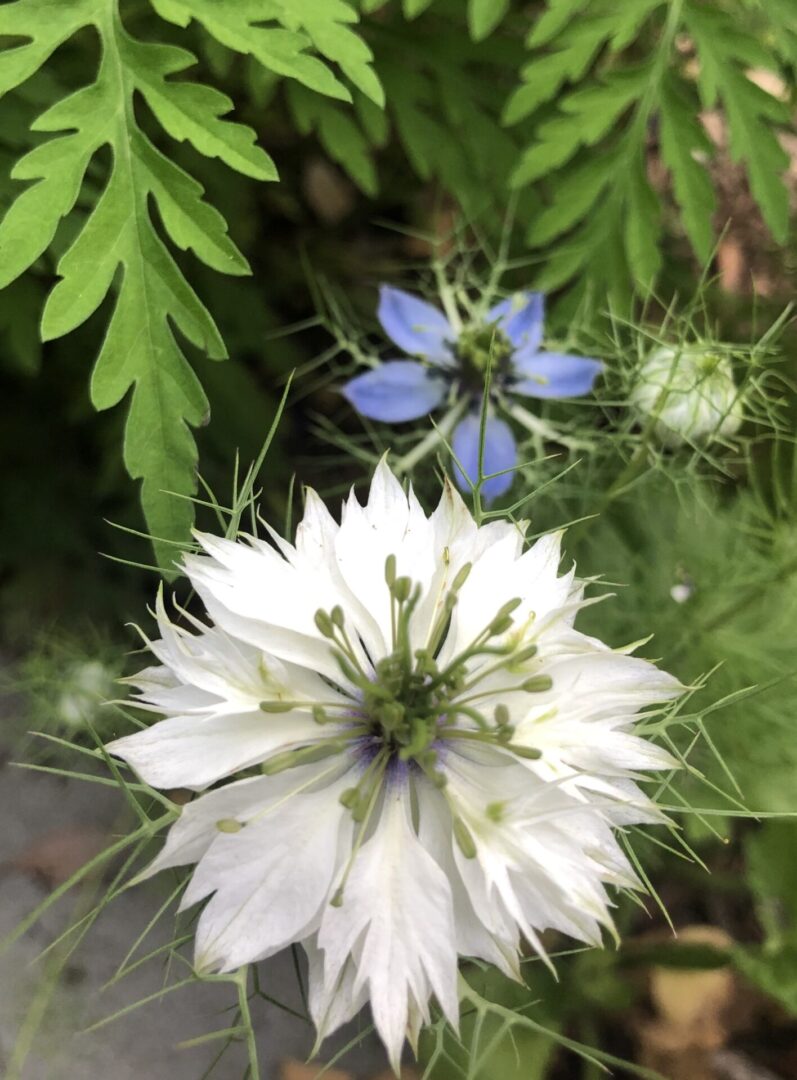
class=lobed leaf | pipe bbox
[0,0,271,568]
[685,2,790,244]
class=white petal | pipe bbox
[107,708,327,791]
[438,530,570,669]
[317,783,458,1070]
[192,777,353,972]
[416,779,520,979]
[304,938,369,1046]
[138,774,281,879]
[184,532,365,681]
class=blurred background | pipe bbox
[1,1,797,1077]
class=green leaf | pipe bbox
[287,83,378,194]
[468,0,510,42]
[658,72,716,262]
[525,150,617,246]
[403,0,436,17]
[0,0,272,568]
[624,149,662,288]
[275,0,384,105]
[503,18,618,124]
[745,822,797,948]
[734,944,797,1016]
[0,275,44,375]
[380,38,519,223]
[527,0,595,48]
[510,65,650,186]
[685,2,790,242]
[152,0,383,105]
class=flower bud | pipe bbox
[631,345,743,447]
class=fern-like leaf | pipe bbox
[287,83,378,194]
[0,0,381,568]
[0,0,280,568]
[505,0,793,305]
[685,2,790,243]
[153,0,383,105]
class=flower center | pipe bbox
[257,553,551,890]
[455,322,514,394]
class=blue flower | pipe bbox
[343,286,603,500]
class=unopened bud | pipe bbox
[631,345,743,447]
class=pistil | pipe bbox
[304,555,548,814]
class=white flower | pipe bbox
[107,461,681,1069]
[631,345,743,446]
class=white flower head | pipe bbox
[631,345,743,446]
[108,461,682,1069]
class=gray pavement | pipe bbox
[0,755,389,1079]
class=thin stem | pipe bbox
[393,397,468,475]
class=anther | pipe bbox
[330,605,345,629]
[494,704,510,727]
[260,699,294,713]
[384,554,397,587]
[511,643,539,665]
[451,562,472,591]
[216,819,243,833]
[262,740,347,775]
[522,675,553,693]
[509,743,542,760]
[392,577,412,603]
[314,609,335,638]
[453,816,478,859]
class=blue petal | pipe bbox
[342,361,447,422]
[378,286,453,364]
[511,352,603,399]
[452,412,517,501]
[487,291,544,353]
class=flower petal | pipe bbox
[512,352,603,399]
[191,779,353,972]
[452,412,517,501]
[107,708,324,791]
[488,291,545,353]
[342,361,447,422]
[317,783,458,1071]
[378,286,453,363]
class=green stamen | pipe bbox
[216,818,243,833]
[453,816,478,859]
